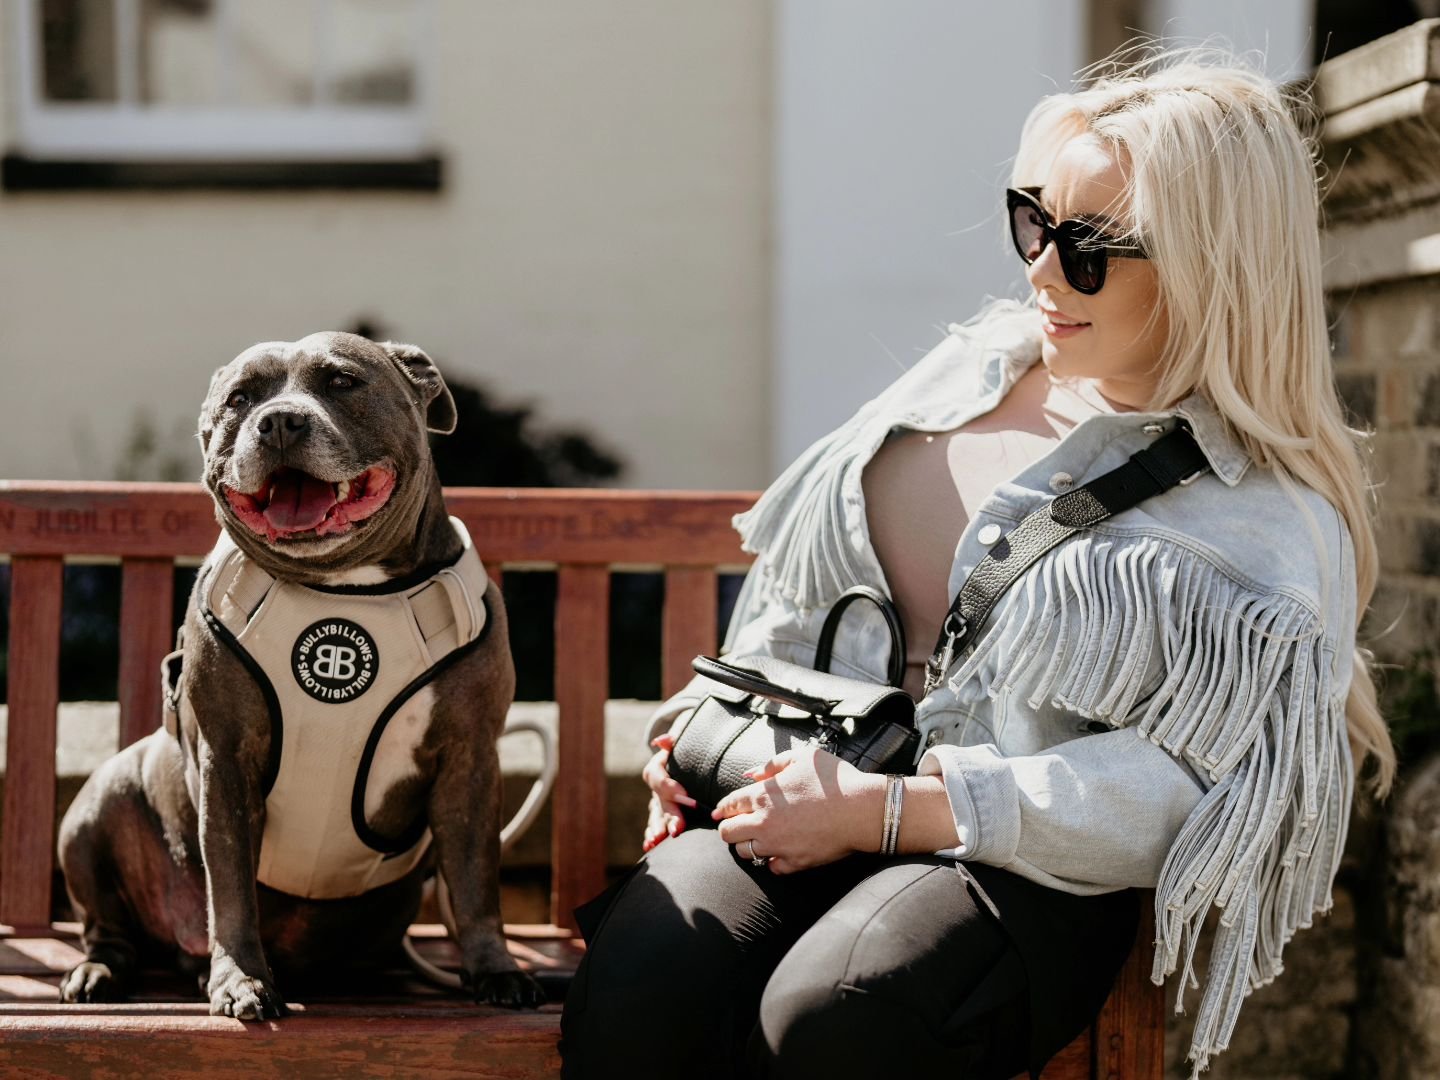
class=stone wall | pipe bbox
[1352,756,1440,1078]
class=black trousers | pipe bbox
[558,827,1139,1080]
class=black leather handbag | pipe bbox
[665,586,918,829]
[663,420,1212,831]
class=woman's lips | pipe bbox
[1042,313,1091,338]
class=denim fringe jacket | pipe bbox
[645,301,1357,1079]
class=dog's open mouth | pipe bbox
[222,464,396,542]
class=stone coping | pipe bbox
[1314,17,1440,116]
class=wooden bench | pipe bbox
[0,481,1163,1078]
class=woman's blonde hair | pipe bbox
[1006,38,1395,802]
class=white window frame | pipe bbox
[9,0,435,161]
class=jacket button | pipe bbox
[977,523,1003,545]
[1142,421,1165,435]
[1048,471,1074,493]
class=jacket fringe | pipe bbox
[730,407,877,614]
[947,533,1351,1079]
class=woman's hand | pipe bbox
[640,732,698,853]
[711,744,884,874]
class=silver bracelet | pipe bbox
[880,773,906,856]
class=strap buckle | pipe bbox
[1178,465,1210,486]
[922,611,968,697]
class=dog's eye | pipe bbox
[329,373,358,391]
[226,390,249,409]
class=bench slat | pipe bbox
[550,566,609,931]
[0,483,756,566]
[1093,896,1164,1077]
[0,1003,564,1079]
[118,558,176,749]
[1,557,63,930]
[661,567,718,699]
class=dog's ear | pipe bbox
[380,342,457,436]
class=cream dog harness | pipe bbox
[168,517,490,900]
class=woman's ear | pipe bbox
[380,341,458,435]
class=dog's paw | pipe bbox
[59,961,121,1003]
[467,968,547,1009]
[208,968,288,1020]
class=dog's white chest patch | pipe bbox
[320,565,392,586]
[362,685,435,820]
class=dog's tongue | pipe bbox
[263,470,336,533]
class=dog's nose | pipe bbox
[255,409,311,450]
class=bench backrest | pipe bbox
[0,481,756,932]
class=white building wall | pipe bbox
[0,1,773,491]
[1152,0,1314,79]
[772,0,1085,468]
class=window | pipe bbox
[7,0,439,188]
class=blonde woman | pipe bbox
[560,42,1393,1080]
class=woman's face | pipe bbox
[1025,133,1168,409]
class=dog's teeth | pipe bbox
[337,479,351,501]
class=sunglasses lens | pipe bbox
[1010,201,1046,262]
[1064,249,1105,293]
[1007,191,1112,293]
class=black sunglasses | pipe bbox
[1005,186,1148,294]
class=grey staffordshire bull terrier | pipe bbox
[56,331,545,1015]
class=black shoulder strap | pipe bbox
[923,422,1210,695]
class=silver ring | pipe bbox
[740,839,767,866]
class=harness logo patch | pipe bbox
[292,619,379,703]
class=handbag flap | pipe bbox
[700,653,910,719]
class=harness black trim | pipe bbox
[350,591,495,857]
[201,603,286,798]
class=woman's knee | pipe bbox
[748,860,1024,1079]
[751,973,940,1079]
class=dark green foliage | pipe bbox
[1377,648,1440,775]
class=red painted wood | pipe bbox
[1040,1030,1091,1079]
[661,567,718,700]
[118,558,175,749]
[1,557,63,930]
[1091,892,1164,1079]
[0,483,758,565]
[0,1003,564,1078]
[550,566,609,932]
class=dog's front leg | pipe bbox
[195,731,287,1020]
[429,736,545,1008]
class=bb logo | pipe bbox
[292,619,378,703]
[313,644,356,681]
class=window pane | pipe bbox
[41,0,118,102]
[138,0,219,105]
[328,0,418,105]
[228,0,316,107]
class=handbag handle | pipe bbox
[813,585,908,689]
[691,655,837,716]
